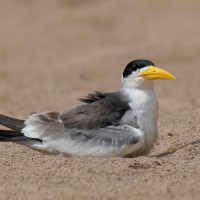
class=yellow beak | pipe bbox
[139,66,176,80]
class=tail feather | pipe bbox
[0,114,25,131]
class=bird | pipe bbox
[0,60,175,157]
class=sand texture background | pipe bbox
[0,0,200,199]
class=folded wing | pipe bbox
[59,91,130,129]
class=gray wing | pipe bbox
[34,123,144,157]
[21,109,144,157]
[59,91,130,129]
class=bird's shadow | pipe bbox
[152,139,200,158]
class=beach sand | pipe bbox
[0,0,200,199]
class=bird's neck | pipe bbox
[121,78,155,90]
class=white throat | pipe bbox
[121,75,155,90]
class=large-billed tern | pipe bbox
[0,60,175,157]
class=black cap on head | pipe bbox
[123,60,154,78]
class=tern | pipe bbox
[0,60,175,157]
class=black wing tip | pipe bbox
[0,114,25,131]
[0,129,23,141]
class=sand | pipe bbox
[0,0,200,199]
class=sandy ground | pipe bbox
[0,0,200,199]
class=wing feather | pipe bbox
[59,92,130,129]
[37,124,144,157]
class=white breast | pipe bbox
[121,88,159,149]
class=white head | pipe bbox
[121,60,175,90]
